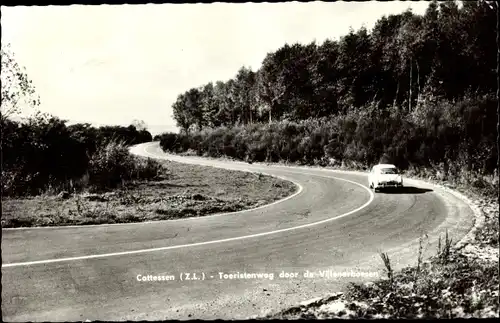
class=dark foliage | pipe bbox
[163,0,497,193]
[1,117,154,196]
[161,95,498,193]
[169,1,496,131]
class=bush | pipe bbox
[87,141,162,192]
[87,141,136,191]
[159,132,182,152]
[1,116,154,197]
[131,156,164,181]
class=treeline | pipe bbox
[1,115,157,196]
[160,0,498,193]
[170,1,496,131]
[160,94,497,172]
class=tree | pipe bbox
[395,12,424,112]
[330,26,383,113]
[171,88,205,133]
[185,88,204,131]
[371,13,408,109]
[169,0,496,133]
[132,119,147,131]
[172,93,193,134]
[257,49,288,123]
[199,82,219,128]
[312,39,341,117]
[232,66,257,125]
[458,0,497,95]
[282,42,319,121]
[213,80,236,126]
[1,43,40,122]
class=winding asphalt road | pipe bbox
[2,142,474,321]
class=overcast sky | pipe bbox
[1,2,429,134]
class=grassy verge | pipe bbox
[1,158,296,228]
[268,252,498,319]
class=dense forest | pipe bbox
[159,0,498,193]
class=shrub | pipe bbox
[159,132,182,152]
[131,156,163,180]
[1,114,154,197]
[87,140,162,192]
[87,141,136,191]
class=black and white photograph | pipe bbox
[1,0,499,320]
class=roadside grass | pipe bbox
[338,252,499,319]
[267,231,499,319]
[476,208,499,247]
[1,159,296,228]
[403,165,498,200]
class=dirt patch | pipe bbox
[1,159,297,228]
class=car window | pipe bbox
[381,168,398,174]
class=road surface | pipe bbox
[1,142,474,321]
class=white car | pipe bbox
[368,164,403,192]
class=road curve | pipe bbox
[1,142,474,321]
